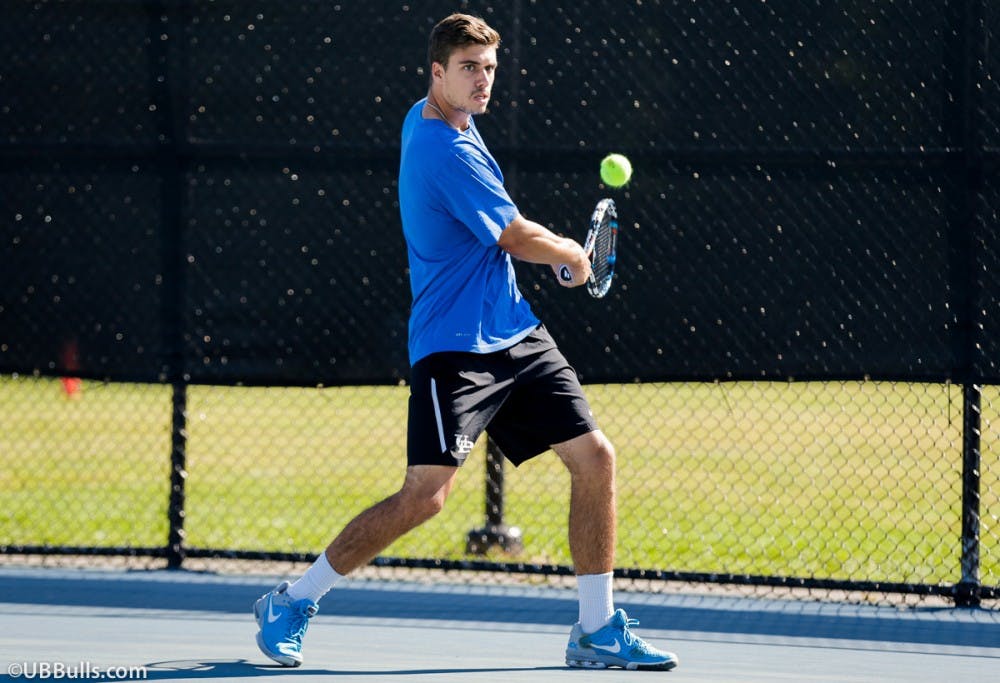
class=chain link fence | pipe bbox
[2,1,998,606]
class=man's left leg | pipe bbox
[555,431,678,671]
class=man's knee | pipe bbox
[397,465,457,522]
[556,430,616,474]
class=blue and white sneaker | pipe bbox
[253,581,318,667]
[565,609,678,671]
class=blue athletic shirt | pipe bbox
[398,98,539,365]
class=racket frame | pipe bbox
[585,198,618,298]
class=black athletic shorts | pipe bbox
[407,324,598,467]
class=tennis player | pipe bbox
[254,13,678,672]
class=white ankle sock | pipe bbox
[577,571,615,633]
[286,553,343,603]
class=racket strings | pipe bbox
[592,220,614,281]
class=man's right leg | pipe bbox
[323,464,459,574]
[255,464,458,666]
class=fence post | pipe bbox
[466,437,524,555]
[166,382,188,569]
[956,383,982,606]
[148,2,188,569]
[948,0,985,608]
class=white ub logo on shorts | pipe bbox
[454,434,475,455]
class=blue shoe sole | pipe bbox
[255,631,303,667]
[566,653,678,671]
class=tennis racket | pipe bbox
[558,197,618,298]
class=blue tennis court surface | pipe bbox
[1,566,997,682]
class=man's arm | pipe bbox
[497,214,591,287]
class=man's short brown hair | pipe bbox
[427,13,500,69]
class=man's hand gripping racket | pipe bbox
[558,198,618,299]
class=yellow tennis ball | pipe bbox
[600,153,632,187]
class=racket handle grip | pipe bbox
[558,265,573,282]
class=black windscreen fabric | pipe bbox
[1,0,995,385]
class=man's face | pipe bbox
[435,44,497,115]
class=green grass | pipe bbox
[1,375,997,587]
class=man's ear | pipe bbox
[431,61,445,81]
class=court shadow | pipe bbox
[144,660,281,678]
[143,660,567,679]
